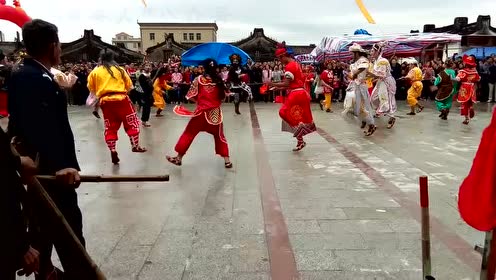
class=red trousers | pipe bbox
[175,115,229,157]
[460,100,475,118]
[101,97,140,149]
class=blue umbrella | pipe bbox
[181,42,252,66]
[461,47,496,59]
[354,29,372,36]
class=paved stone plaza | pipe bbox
[11,101,496,280]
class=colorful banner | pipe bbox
[310,33,461,62]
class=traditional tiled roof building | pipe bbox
[145,28,315,62]
[61,30,144,63]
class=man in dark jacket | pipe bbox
[138,64,154,127]
[0,128,40,279]
[8,19,83,279]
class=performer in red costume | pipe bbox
[319,60,334,112]
[269,43,316,151]
[167,59,232,168]
[303,65,315,99]
[456,55,481,125]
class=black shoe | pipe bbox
[111,151,120,164]
[92,111,101,119]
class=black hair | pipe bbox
[152,67,167,83]
[201,58,226,100]
[100,51,125,79]
[22,19,59,58]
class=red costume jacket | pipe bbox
[303,72,315,95]
[320,69,333,94]
[456,68,480,103]
[185,75,227,125]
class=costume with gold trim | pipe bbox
[457,55,480,117]
[173,75,229,157]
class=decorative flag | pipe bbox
[355,0,376,24]
[458,108,496,231]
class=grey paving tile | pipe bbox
[290,233,366,250]
[282,207,347,220]
[318,220,394,234]
[388,219,421,233]
[184,248,232,275]
[100,245,151,279]
[333,249,422,272]
[361,232,421,250]
[230,235,269,272]
[299,271,393,280]
[294,250,340,271]
[163,215,197,231]
[341,207,411,220]
[286,220,322,234]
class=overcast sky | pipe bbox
[0,0,494,45]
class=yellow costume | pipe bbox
[320,67,333,111]
[153,78,173,110]
[406,67,423,107]
[87,66,132,104]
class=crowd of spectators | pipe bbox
[29,52,496,106]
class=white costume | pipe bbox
[370,56,397,118]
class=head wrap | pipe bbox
[371,41,387,57]
[229,54,241,65]
[349,43,368,54]
[275,42,288,57]
[462,55,477,67]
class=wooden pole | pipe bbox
[420,176,433,279]
[10,145,106,279]
[480,231,493,280]
[481,230,496,280]
[37,174,169,182]
[26,175,106,279]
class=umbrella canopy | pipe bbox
[181,43,252,66]
[354,29,372,36]
[461,47,496,59]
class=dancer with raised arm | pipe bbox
[369,41,397,129]
[348,43,376,136]
[167,59,232,168]
[269,43,316,151]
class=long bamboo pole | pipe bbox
[37,174,169,183]
[10,144,106,279]
[26,175,106,279]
